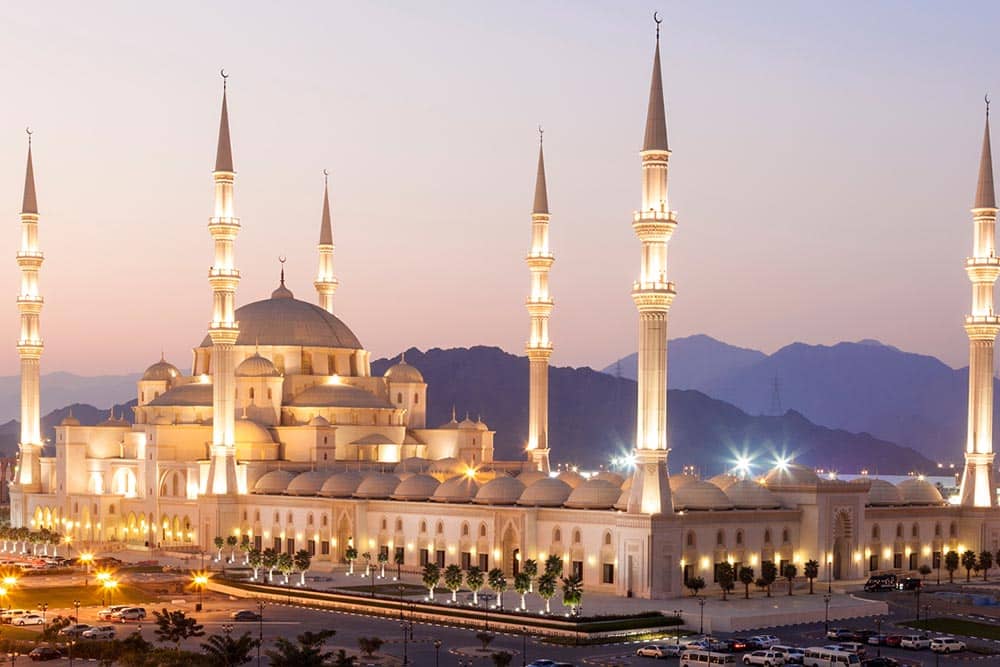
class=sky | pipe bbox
[0,1,998,376]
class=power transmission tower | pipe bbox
[768,375,783,416]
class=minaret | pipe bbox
[960,98,998,508]
[14,130,43,492]
[627,17,676,515]
[525,128,554,473]
[206,74,241,495]
[314,169,338,314]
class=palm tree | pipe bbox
[945,550,959,583]
[782,563,798,596]
[804,559,820,594]
[248,548,263,580]
[277,552,294,584]
[153,608,205,650]
[422,563,441,601]
[466,566,485,606]
[201,630,259,665]
[262,548,278,582]
[394,550,404,580]
[761,561,778,597]
[738,566,755,599]
[561,574,583,616]
[239,535,252,564]
[514,571,531,610]
[979,551,993,581]
[377,551,388,579]
[544,554,563,579]
[487,568,508,610]
[357,637,384,658]
[214,536,225,561]
[717,562,735,601]
[521,558,538,593]
[962,550,977,582]
[345,546,358,575]
[537,572,557,614]
[293,549,312,586]
[444,564,464,603]
[362,552,372,577]
[265,629,336,667]
[491,651,513,667]
[226,535,239,562]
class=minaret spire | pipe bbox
[960,96,999,508]
[206,71,241,496]
[525,127,554,472]
[627,14,676,516]
[314,169,339,314]
[13,128,44,499]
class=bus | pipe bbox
[681,650,738,666]
[802,647,861,666]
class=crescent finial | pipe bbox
[538,125,543,144]
[25,127,32,145]
[279,255,286,264]
[323,168,329,183]
[987,93,991,117]
[653,11,662,39]
[220,69,229,90]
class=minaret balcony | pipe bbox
[525,253,554,269]
[208,218,241,236]
[633,209,677,223]
[15,253,44,269]
[526,299,554,317]
[16,341,43,358]
[965,315,1000,325]
[965,258,1000,283]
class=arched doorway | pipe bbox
[335,512,352,563]
[500,522,520,576]
[832,510,852,580]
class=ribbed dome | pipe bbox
[235,419,274,444]
[866,479,903,506]
[674,480,735,511]
[708,473,740,490]
[384,360,424,383]
[198,296,362,349]
[474,476,525,505]
[60,412,81,426]
[763,464,819,487]
[517,477,573,507]
[565,478,620,509]
[319,471,365,498]
[724,479,781,509]
[593,471,625,486]
[394,457,431,474]
[353,473,400,499]
[253,470,296,494]
[431,476,479,503]
[669,473,699,491]
[287,470,332,496]
[556,471,585,488]
[897,478,944,505]
[516,470,549,486]
[142,359,180,382]
[309,415,331,427]
[236,354,280,377]
[391,474,440,501]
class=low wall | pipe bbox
[681,595,889,634]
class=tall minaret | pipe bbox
[525,128,554,473]
[314,169,338,314]
[206,74,241,495]
[960,98,998,509]
[15,130,44,492]
[627,16,675,515]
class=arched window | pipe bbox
[895,523,903,539]
[267,388,273,400]
[461,523,469,537]
[686,531,696,547]
[420,521,427,533]
[872,525,880,540]
[934,522,941,537]
[911,523,919,538]
[396,518,403,531]
[782,528,790,543]
[249,387,255,400]
[273,512,280,524]
[381,518,387,530]
[736,530,744,545]
[254,511,261,522]
[572,529,581,544]
[763,529,772,544]
[287,512,294,525]
[716,530,725,547]
[603,532,612,546]
[414,393,419,404]
[553,528,562,543]
[479,523,487,538]
[397,392,403,403]
[141,392,145,403]
[436,521,444,535]
[322,515,328,527]
[949,522,958,538]
[307,513,314,526]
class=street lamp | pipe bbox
[256,600,265,667]
[434,639,442,667]
[697,596,706,635]
[96,571,111,605]
[823,593,832,634]
[193,572,209,612]
[914,586,921,625]
[37,602,48,628]
[673,608,684,647]
[875,616,882,657]
[401,620,409,665]
[74,600,81,624]
[79,552,94,587]
[103,578,118,607]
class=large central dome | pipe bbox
[199,293,362,349]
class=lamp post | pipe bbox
[193,573,209,612]
[2,576,15,610]
[103,578,118,607]
[823,593,831,634]
[923,603,931,628]
[37,602,48,628]
[875,616,882,657]
[915,586,921,625]
[256,600,265,667]
[697,596,706,635]
[73,599,81,624]
[521,630,527,667]
[96,571,110,606]
[827,556,833,594]
[434,639,442,667]
[401,620,409,665]
[79,552,93,588]
[673,608,683,647]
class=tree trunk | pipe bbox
[809,578,814,594]
[744,584,749,600]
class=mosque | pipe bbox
[8,25,1000,599]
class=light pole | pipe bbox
[823,593,831,634]
[79,552,93,587]
[401,620,408,665]
[73,600,80,624]
[96,571,110,605]
[697,596,706,635]
[521,630,527,667]
[193,573,209,612]
[256,600,265,667]
[673,608,683,646]
[37,602,48,628]
[827,556,833,594]
[435,639,442,667]
[915,586,921,625]
[923,603,931,628]
[103,578,118,607]
[875,616,882,657]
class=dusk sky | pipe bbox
[1,1,998,376]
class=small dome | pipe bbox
[391,474,440,501]
[474,476,525,505]
[60,412,80,426]
[235,419,274,444]
[897,478,944,505]
[458,416,478,429]
[593,471,625,486]
[763,464,820,487]
[236,354,281,378]
[319,471,365,498]
[517,477,573,507]
[394,457,431,474]
[708,473,740,490]
[253,470,296,495]
[669,474,699,491]
[142,358,180,382]
[866,479,903,506]
[556,471,585,488]
[430,457,464,475]
[152,415,173,425]
[724,479,781,509]
[431,476,479,503]
[674,480,735,511]
[287,470,333,496]
[516,470,549,486]
[384,359,424,383]
[353,473,400,499]
[309,415,331,427]
[565,479,621,510]
[614,488,630,511]
[271,281,294,299]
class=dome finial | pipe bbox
[653,11,662,41]
[451,405,457,422]
[400,350,406,363]
[279,255,286,286]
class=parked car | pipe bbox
[637,644,682,658]
[58,623,92,637]
[750,635,781,648]
[81,625,116,640]
[835,643,867,658]
[114,607,147,622]
[863,574,897,592]
[14,614,45,626]
[899,635,931,650]
[771,646,805,664]
[866,634,888,646]
[883,636,902,648]
[930,638,966,654]
[723,638,751,653]
[97,605,129,621]
[742,650,786,666]
[849,630,876,643]
[28,647,62,662]
[861,658,899,667]
[230,609,261,621]
[527,661,556,667]
[1,609,31,624]
[826,628,854,641]
[896,577,921,591]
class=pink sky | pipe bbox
[1,1,998,375]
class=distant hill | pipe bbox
[374,346,935,474]
[0,400,137,457]
[0,372,140,424]
[603,335,767,387]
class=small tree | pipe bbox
[487,568,508,610]
[466,566,485,605]
[214,536,225,561]
[685,576,706,597]
[394,550,404,580]
[783,563,798,595]
[239,535,252,564]
[39,614,71,642]
[980,551,994,581]
[422,562,441,601]
[522,558,538,593]
[444,564,464,603]
[226,535,239,562]
[293,549,312,586]
[377,550,388,578]
[262,548,279,582]
[918,563,932,584]
[277,552,294,584]
[561,574,583,615]
[248,548,263,580]
[537,572,557,614]
[153,608,205,650]
[333,649,357,667]
[362,552,372,577]
[761,561,778,597]
[804,559,820,594]
[738,566,755,600]
[265,629,336,667]
[716,562,735,601]
[514,571,532,610]
[357,636,384,658]
[345,546,358,575]
[544,554,563,579]
[945,550,959,583]
[201,630,259,666]
[962,550,977,582]
[476,631,496,651]
[492,651,513,667]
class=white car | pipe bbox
[13,613,44,626]
[771,646,804,664]
[750,636,781,648]
[930,637,966,653]
[899,635,931,650]
[82,625,116,640]
[637,644,683,658]
[743,650,786,666]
